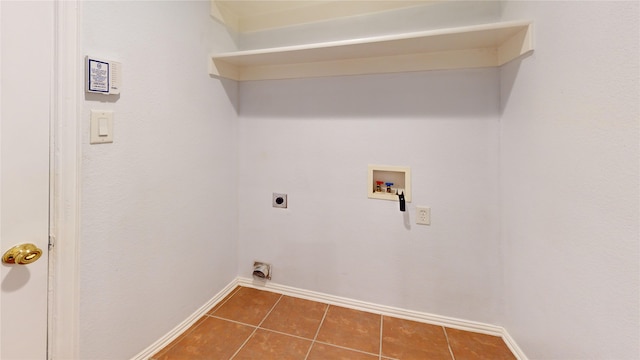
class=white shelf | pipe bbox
[209,21,533,81]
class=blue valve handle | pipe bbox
[385,182,394,193]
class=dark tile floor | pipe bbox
[152,286,516,360]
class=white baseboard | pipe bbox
[237,277,503,335]
[237,277,527,360]
[133,276,528,360]
[130,280,238,360]
[501,327,529,360]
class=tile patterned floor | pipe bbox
[152,286,516,360]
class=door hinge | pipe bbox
[48,235,55,251]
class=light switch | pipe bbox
[90,110,113,144]
[98,117,109,136]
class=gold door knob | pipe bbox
[2,243,43,265]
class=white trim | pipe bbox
[237,277,502,336]
[502,328,529,360]
[50,1,81,359]
[130,280,239,360]
[137,277,528,360]
[238,277,529,359]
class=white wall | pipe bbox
[80,2,238,358]
[75,1,639,358]
[500,1,640,359]
[238,0,502,50]
[237,69,503,323]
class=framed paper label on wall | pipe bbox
[87,58,109,93]
[85,56,122,95]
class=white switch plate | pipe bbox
[416,206,430,225]
[90,110,113,144]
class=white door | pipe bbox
[0,1,53,358]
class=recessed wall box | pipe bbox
[368,165,411,202]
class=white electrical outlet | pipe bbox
[416,206,431,225]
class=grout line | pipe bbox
[442,326,456,360]
[150,286,243,359]
[208,315,258,329]
[228,326,258,359]
[304,303,330,360]
[229,294,283,360]
[208,285,242,316]
[313,340,381,358]
[159,285,510,360]
[258,294,284,328]
[150,312,210,359]
[258,327,318,343]
[379,315,384,360]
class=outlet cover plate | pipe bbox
[416,206,431,225]
[272,193,287,208]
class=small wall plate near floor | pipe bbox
[253,261,271,280]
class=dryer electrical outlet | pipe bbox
[272,193,287,208]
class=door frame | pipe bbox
[49,1,81,358]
